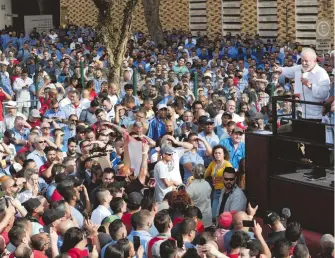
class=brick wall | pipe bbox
[277,0,296,43]
[60,0,334,44]
[240,0,257,36]
[60,0,189,34]
[206,0,222,38]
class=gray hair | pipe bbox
[301,48,317,60]
[193,164,205,180]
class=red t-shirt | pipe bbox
[50,189,63,202]
[89,90,98,101]
[39,162,52,183]
[39,97,52,116]
[122,212,134,234]
[0,92,7,121]
[27,119,41,128]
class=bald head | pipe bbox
[226,100,236,113]
[82,89,89,98]
[233,211,249,230]
[1,178,14,191]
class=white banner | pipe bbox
[24,15,53,36]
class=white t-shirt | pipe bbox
[91,205,112,225]
[154,161,173,202]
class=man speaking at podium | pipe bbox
[273,48,331,181]
[273,47,330,121]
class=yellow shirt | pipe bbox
[205,160,233,190]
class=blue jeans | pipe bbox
[212,189,222,220]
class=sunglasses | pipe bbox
[38,141,47,144]
[165,153,173,156]
[224,177,235,181]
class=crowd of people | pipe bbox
[0,24,333,258]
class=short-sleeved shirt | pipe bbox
[154,161,173,202]
[180,151,204,184]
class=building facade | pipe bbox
[60,0,334,45]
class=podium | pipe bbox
[245,97,334,234]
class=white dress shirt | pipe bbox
[62,103,84,118]
[13,77,34,107]
[281,64,330,119]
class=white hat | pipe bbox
[157,104,168,110]
[5,101,17,108]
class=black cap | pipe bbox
[198,116,209,125]
[127,192,143,205]
[4,129,15,141]
[22,198,41,213]
[42,209,65,225]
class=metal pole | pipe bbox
[133,68,138,96]
[80,61,85,88]
[272,97,278,134]
[194,72,198,100]
[34,55,39,108]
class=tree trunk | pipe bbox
[142,0,164,45]
[93,0,138,85]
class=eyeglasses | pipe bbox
[224,177,235,181]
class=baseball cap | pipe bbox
[160,145,175,155]
[232,127,244,134]
[198,115,209,125]
[157,104,168,110]
[42,209,65,225]
[22,198,42,213]
[4,129,15,141]
[29,109,41,118]
[102,215,119,224]
[218,212,233,228]
[205,118,214,124]
[127,192,143,206]
[150,67,156,72]
[263,211,280,226]
[5,101,17,108]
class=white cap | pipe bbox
[5,101,17,108]
[157,104,167,110]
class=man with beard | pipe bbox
[216,167,247,215]
[65,137,80,159]
[39,146,59,184]
[149,86,163,108]
[22,198,44,235]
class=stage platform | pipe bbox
[277,169,334,189]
